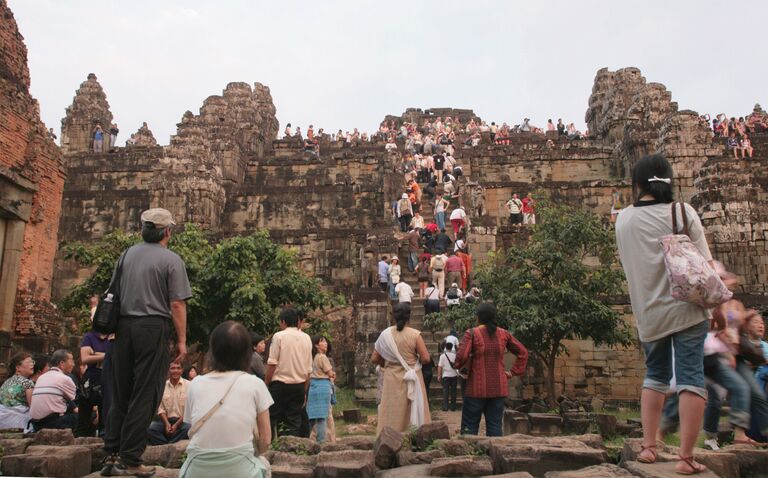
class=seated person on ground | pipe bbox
[29,349,77,431]
[148,362,191,445]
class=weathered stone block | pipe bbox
[545,463,634,477]
[489,438,608,476]
[0,437,33,456]
[428,455,493,476]
[269,452,317,478]
[527,413,563,436]
[504,410,531,435]
[271,435,320,455]
[594,413,617,437]
[413,421,450,449]
[396,449,446,466]
[374,426,404,469]
[315,450,374,478]
[32,428,75,446]
[623,460,720,478]
[3,445,91,478]
[434,438,473,457]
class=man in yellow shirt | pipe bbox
[266,307,313,437]
[147,362,189,445]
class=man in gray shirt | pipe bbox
[102,208,192,477]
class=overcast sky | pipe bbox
[9,0,767,145]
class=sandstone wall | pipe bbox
[0,0,66,350]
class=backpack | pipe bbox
[447,286,460,300]
[418,261,430,281]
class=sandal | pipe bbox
[733,437,768,448]
[677,455,707,475]
[637,444,657,464]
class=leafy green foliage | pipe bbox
[60,226,343,343]
[426,199,633,402]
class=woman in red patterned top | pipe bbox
[454,303,528,436]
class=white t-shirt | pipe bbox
[444,335,460,350]
[438,351,458,378]
[449,208,466,221]
[395,282,414,303]
[615,202,711,342]
[184,371,274,449]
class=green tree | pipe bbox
[60,226,342,343]
[428,200,633,403]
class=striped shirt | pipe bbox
[30,368,76,420]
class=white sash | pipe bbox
[374,327,426,427]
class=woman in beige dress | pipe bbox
[371,303,431,434]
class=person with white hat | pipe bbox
[102,208,192,477]
[396,193,413,233]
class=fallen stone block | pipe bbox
[74,436,104,446]
[315,449,375,478]
[489,439,608,476]
[269,452,317,478]
[527,413,563,436]
[345,423,376,435]
[337,434,375,450]
[83,465,180,477]
[428,455,493,476]
[0,437,33,455]
[480,473,534,478]
[271,435,320,455]
[32,428,75,446]
[343,408,363,423]
[435,438,474,457]
[545,463,635,477]
[721,445,768,478]
[3,445,91,478]
[375,464,431,478]
[397,449,446,466]
[623,460,720,478]
[141,443,187,468]
[374,426,404,469]
[413,421,450,449]
[504,410,531,435]
[594,414,618,437]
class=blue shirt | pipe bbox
[377,260,389,283]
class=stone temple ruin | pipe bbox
[2,0,768,409]
[4,0,768,476]
[50,64,768,408]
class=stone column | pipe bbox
[0,220,25,332]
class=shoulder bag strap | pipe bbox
[671,202,679,234]
[442,352,456,370]
[107,247,131,296]
[679,201,690,237]
[189,372,245,437]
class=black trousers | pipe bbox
[268,381,306,438]
[442,376,458,411]
[75,391,103,437]
[104,317,170,466]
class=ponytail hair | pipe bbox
[631,154,674,203]
[393,302,411,331]
[476,303,498,336]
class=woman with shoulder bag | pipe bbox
[454,303,527,436]
[180,321,272,478]
[615,154,718,474]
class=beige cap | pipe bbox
[140,208,176,228]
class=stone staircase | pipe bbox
[390,181,464,406]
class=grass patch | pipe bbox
[333,387,377,416]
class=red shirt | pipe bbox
[445,256,465,272]
[454,326,528,398]
[522,198,535,214]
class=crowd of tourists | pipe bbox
[281,113,588,156]
[617,153,768,475]
[700,106,767,159]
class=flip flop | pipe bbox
[676,455,707,475]
[637,444,657,464]
[733,438,768,448]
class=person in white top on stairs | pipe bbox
[438,342,459,411]
[394,280,414,304]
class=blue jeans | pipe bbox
[408,252,418,272]
[641,320,708,398]
[436,211,446,231]
[702,356,752,434]
[461,397,505,436]
[147,417,190,445]
[311,418,327,442]
[388,279,396,299]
